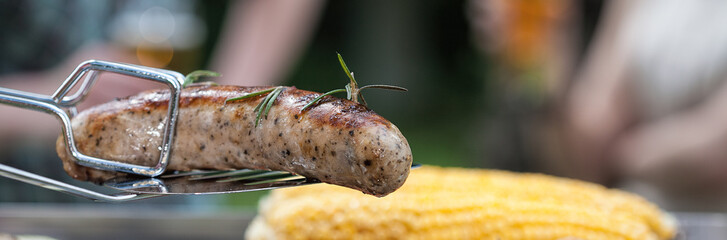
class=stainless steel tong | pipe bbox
[0,60,319,202]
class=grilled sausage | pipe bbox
[56,84,412,197]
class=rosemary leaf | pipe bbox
[184,70,221,87]
[300,88,347,112]
[359,84,408,92]
[337,53,356,85]
[225,88,277,103]
[255,88,277,126]
[252,98,264,113]
[345,83,352,100]
[262,87,284,121]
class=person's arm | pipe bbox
[614,74,727,190]
[0,72,61,138]
[211,0,325,86]
[563,0,636,183]
[0,43,157,139]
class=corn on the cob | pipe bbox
[245,166,677,240]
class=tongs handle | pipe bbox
[0,60,184,176]
[0,60,185,202]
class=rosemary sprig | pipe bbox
[225,87,284,127]
[226,87,276,102]
[301,89,347,111]
[262,87,284,123]
[222,53,405,126]
[183,70,221,87]
[300,53,407,111]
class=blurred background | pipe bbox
[3,0,727,238]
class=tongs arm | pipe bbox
[0,161,161,202]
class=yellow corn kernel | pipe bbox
[246,166,677,240]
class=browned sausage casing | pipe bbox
[56,84,412,197]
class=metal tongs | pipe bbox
[0,60,318,202]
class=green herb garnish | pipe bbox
[184,70,221,87]
[223,53,405,127]
[225,86,285,127]
[300,53,407,111]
